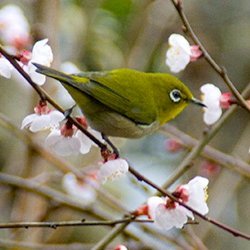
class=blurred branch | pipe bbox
[0,113,83,175]
[0,113,128,213]
[91,222,131,250]
[128,165,250,240]
[170,0,250,112]
[0,45,107,150]
[0,172,109,219]
[162,84,250,190]
[0,218,152,229]
[161,124,250,178]
[0,238,93,250]
[94,85,250,248]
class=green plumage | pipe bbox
[34,63,194,138]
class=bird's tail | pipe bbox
[33,63,75,84]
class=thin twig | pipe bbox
[170,0,250,112]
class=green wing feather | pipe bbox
[73,69,157,124]
[34,64,157,125]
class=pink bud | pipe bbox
[190,45,203,62]
[76,116,88,128]
[165,199,177,210]
[114,245,128,250]
[19,49,32,65]
[165,138,183,153]
[34,101,50,115]
[60,122,74,137]
[132,204,148,217]
[219,92,232,109]
[12,36,31,51]
[174,186,189,203]
[200,160,220,177]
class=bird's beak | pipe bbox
[190,97,206,108]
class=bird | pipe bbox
[34,63,204,138]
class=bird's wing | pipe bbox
[73,69,157,125]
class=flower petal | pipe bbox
[29,114,51,132]
[154,202,189,230]
[48,110,65,127]
[75,130,93,154]
[98,158,129,183]
[200,84,222,125]
[184,176,209,215]
[21,113,39,129]
[45,129,81,156]
[62,172,96,205]
[0,57,13,78]
[28,63,46,85]
[147,196,165,219]
[28,39,53,85]
[168,34,191,55]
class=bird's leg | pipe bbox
[63,104,77,119]
[101,133,120,157]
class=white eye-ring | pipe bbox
[169,89,181,103]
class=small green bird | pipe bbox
[34,63,204,138]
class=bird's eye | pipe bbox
[169,89,181,103]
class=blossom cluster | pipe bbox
[0,5,53,85]
[136,176,209,231]
[0,4,212,233]
[165,33,235,125]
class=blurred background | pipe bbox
[0,0,249,249]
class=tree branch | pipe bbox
[0,45,107,150]
[161,124,250,178]
[170,0,250,112]
[0,218,152,229]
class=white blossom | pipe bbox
[45,128,81,156]
[147,196,165,219]
[166,34,192,73]
[60,61,80,74]
[200,83,222,125]
[147,176,209,231]
[75,127,103,154]
[0,56,14,78]
[0,5,30,48]
[98,158,129,183]
[180,176,209,215]
[114,245,128,250]
[166,34,202,73]
[154,201,190,230]
[27,39,53,85]
[21,104,64,132]
[62,172,96,205]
